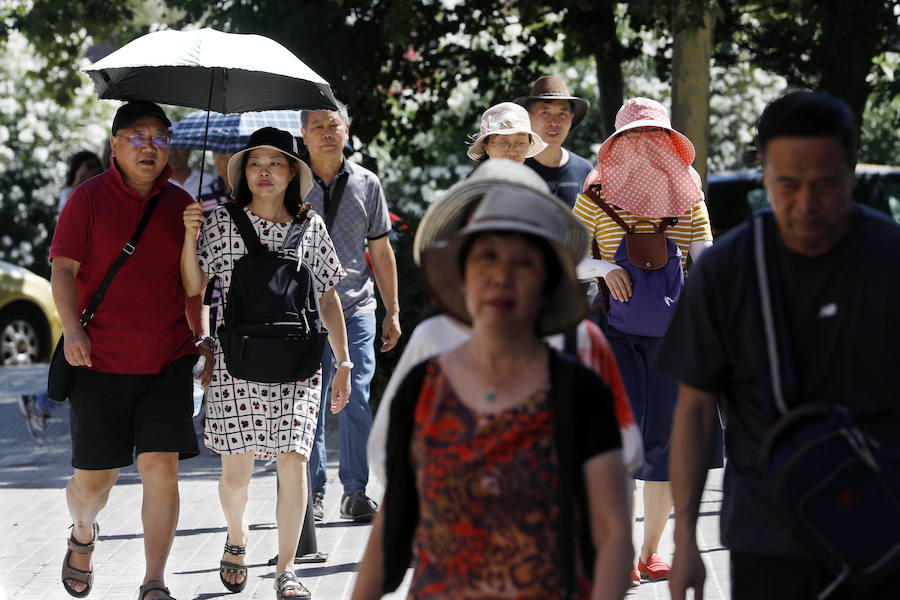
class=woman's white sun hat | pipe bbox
[466,102,547,161]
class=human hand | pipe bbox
[183,201,205,240]
[63,328,92,368]
[331,366,352,414]
[196,340,214,386]
[669,540,706,600]
[380,312,401,352]
[605,267,633,302]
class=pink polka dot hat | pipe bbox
[584,97,704,218]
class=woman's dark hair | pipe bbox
[231,151,312,219]
[756,91,858,167]
[65,151,101,186]
[457,231,562,298]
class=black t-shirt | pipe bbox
[525,152,593,209]
[655,204,900,557]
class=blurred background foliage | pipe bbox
[1,0,898,392]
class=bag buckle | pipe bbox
[123,243,135,255]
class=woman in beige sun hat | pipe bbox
[466,101,547,163]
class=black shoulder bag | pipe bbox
[47,194,161,403]
[749,211,900,597]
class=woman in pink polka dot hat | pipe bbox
[572,97,723,586]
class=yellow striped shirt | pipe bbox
[572,191,713,270]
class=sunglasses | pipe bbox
[616,127,670,139]
[117,134,171,148]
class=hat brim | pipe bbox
[596,119,696,166]
[413,175,591,266]
[466,129,548,161]
[420,228,587,336]
[226,145,314,201]
[514,95,590,129]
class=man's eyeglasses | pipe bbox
[616,127,669,139]
[117,134,171,148]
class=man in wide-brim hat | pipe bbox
[515,75,594,209]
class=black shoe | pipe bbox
[312,491,325,522]
[339,491,377,522]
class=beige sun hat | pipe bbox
[226,127,313,200]
[419,169,588,335]
[466,102,547,161]
[413,159,590,266]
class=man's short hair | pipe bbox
[756,91,858,166]
[301,99,350,129]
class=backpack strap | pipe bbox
[224,203,265,254]
[324,171,350,233]
[281,213,313,259]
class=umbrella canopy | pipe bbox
[171,110,304,153]
[84,28,337,113]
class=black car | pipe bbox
[706,164,900,235]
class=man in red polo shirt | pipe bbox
[50,101,213,600]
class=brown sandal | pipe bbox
[61,522,99,598]
[139,579,176,599]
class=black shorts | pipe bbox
[69,354,200,470]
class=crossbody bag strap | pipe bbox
[225,203,265,254]
[324,171,350,233]
[81,193,161,326]
[583,185,631,232]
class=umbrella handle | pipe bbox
[195,73,216,199]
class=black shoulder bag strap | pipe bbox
[80,193,161,326]
[324,170,350,233]
[550,350,578,600]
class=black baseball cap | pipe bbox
[111,100,172,135]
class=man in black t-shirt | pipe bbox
[657,91,900,599]
[515,76,593,209]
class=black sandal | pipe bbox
[275,571,311,599]
[139,579,175,599]
[219,539,248,593]
[61,522,99,598]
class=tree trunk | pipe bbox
[590,1,624,140]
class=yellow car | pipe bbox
[0,260,61,365]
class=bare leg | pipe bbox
[218,452,254,586]
[64,468,118,594]
[640,480,673,560]
[136,452,180,598]
[274,452,308,596]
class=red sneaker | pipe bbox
[637,553,671,580]
[631,564,641,586]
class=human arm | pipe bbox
[367,235,401,351]
[350,507,385,600]
[584,450,633,600]
[50,256,91,367]
[180,201,208,297]
[668,383,719,600]
[319,287,351,414]
[184,293,214,386]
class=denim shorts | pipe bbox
[69,354,200,470]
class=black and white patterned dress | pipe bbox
[197,204,345,460]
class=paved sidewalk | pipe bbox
[0,365,728,599]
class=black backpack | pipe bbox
[215,203,328,383]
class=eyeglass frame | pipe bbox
[487,136,531,152]
[116,134,171,148]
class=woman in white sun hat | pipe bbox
[572,97,722,586]
[466,101,547,164]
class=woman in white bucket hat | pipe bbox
[353,159,633,600]
[466,101,547,163]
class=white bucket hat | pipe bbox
[466,102,547,161]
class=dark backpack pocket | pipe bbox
[219,321,327,383]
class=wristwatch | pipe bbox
[334,361,354,370]
[194,334,217,352]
